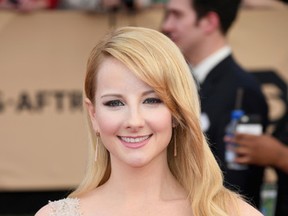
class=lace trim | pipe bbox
[49,198,82,216]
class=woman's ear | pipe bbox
[85,98,98,132]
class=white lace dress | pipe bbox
[49,198,82,216]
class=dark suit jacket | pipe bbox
[273,111,288,216]
[199,55,269,207]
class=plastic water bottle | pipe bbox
[225,109,248,170]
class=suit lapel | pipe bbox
[199,55,233,104]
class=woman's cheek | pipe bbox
[147,108,173,131]
[96,112,122,134]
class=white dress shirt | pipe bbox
[191,46,232,84]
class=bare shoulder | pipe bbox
[34,204,51,216]
[237,199,263,216]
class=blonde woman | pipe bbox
[35,26,263,216]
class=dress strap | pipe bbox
[49,198,82,216]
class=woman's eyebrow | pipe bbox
[100,90,155,99]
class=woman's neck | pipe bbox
[80,154,190,216]
[101,155,186,202]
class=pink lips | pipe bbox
[119,135,151,149]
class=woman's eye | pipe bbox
[144,98,162,104]
[104,100,124,107]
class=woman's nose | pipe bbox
[124,107,145,130]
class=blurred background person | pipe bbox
[0,0,163,12]
[161,0,269,209]
[226,110,288,216]
[58,0,153,11]
[0,0,57,11]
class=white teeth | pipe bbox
[121,136,150,143]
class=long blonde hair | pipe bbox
[70,26,240,216]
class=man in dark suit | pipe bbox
[161,0,269,208]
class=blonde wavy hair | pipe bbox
[70,26,240,216]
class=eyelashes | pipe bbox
[103,98,163,107]
[103,100,124,107]
[143,98,162,104]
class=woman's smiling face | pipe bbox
[88,57,173,168]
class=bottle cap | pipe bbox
[231,109,244,119]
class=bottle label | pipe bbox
[236,124,263,135]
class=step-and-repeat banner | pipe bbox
[0,8,287,190]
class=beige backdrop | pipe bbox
[0,8,287,190]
